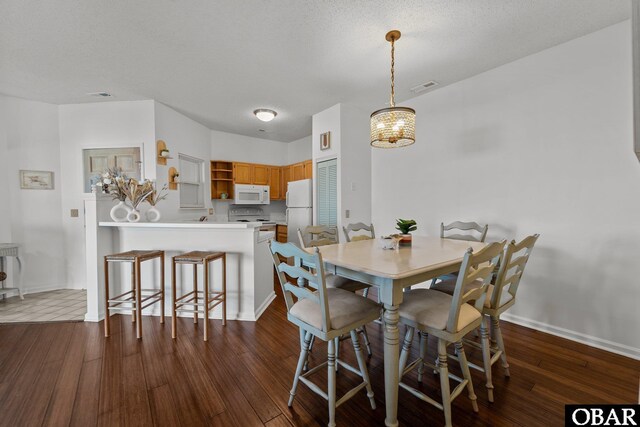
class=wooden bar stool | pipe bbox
[172,251,226,341]
[104,250,165,339]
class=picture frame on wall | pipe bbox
[19,170,54,190]
[320,131,331,151]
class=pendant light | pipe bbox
[370,30,416,148]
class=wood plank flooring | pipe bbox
[0,289,638,426]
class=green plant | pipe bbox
[395,218,417,234]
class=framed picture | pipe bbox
[19,170,54,190]
[320,131,331,151]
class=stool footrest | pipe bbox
[176,299,224,315]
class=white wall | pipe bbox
[287,135,312,164]
[154,101,211,219]
[211,129,289,165]
[0,94,66,293]
[372,21,639,358]
[59,100,156,289]
[340,104,372,229]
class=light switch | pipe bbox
[70,209,79,218]
[345,209,350,219]
[208,208,214,215]
[350,182,356,191]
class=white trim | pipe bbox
[253,291,276,320]
[21,283,71,295]
[501,312,640,361]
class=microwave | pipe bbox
[234,184,270,205]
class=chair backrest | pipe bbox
[441,221,489,243]
[297,225,338,248]
[342,222,375,242]
[447,241,506,333]
[269,240,331,332]
[490,234,539,309]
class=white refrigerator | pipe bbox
[286,179,313,244]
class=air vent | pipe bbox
[410,81,439,94]
[87,92,112,97]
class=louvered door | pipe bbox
[317,159,337,227]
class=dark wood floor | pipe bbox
[0,290,638,427]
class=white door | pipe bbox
[316,159,337,227]
[83,147,141,192]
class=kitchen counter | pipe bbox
[84,203,276,323]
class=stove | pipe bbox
[228,207,275,224]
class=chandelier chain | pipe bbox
[390,38,395,107]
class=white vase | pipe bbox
[146,206,161,222]
[110,201,131,222]
[127,209,141,223]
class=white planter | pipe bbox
[146,206,161,222]
[127,209,141,223]
[110,201,131,222]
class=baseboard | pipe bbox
[22,284,71,295]
[253,291,276,321]
[501,312,640,361]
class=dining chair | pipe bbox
[441,221,489,243]
[269,241,379,427]
[342,222,375,242]
[431,234,539,401]
[297,226,373,358]
[397,241,506,427]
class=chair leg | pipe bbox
[193,264,198,324]
[360,326,372,357]
[131,263,136,323]
[334,337,340,372]
[327,338,337,427]
[171,258,177,339]
[289,332,312,407]
[492,315,510,377]
[135,259,142,339]
[417,331,427,382]
[304,334,314,371]
[160,253,165,325]
[480,316,495,402]
[398,326,414,377]
[455,341,478,412]
[438,339,453,427]
[104,258,110,337]
[203,260,210,342]
[350,329,376,410]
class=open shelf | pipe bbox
[210,160,234,199]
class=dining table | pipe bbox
[314,235,486,427]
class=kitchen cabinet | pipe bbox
[253,164,270,185]
[292,163,305,181]
[270,167,281,200]
[281,166,290,199]
[304,160,313,179]
[276,224,288,243]
[233,162,253,184]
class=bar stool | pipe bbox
[104,250,165,339]
[172,251,226,341]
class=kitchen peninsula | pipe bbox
[83,194,275,323]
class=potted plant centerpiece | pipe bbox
[94,167,131,222]
[395,218,417,246]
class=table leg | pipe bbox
[16,256,23,299]
[383,303,400,427]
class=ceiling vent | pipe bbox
[87,92,112,97]
[410,81,439,94]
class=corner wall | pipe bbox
[371,21,640,358]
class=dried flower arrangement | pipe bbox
[146,183,169,207]
[94,167,128,202]
[116,178,155,210]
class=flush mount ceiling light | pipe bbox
[253,109,277,122]
[370,30,416,148]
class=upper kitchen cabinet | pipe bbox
[292,163,305,181]
[211,160,234,199]
[270,167,281,200]
[233,162,253,184]
[304,160,313,179]
[281,166,290,198]
[253,164,270,186]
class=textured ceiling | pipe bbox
[0,0,630,142]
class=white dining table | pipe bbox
[315,236,486,427]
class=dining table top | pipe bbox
[313,235,486,280]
